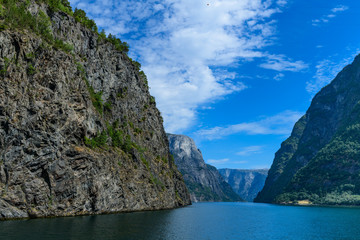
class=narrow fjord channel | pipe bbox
[1,202,360,240]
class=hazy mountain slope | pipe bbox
[219,169,268,201]
[167,134,243,202]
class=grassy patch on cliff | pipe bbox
[84,121,145,155]
[54,39,74,53]
[106,34,129,53]
[0,0,130,54]
[0,0,52,40]
[276,188,360,206]
[0,0,75,53]
[88,86,103,115]
[37,0,72,15]
[0,57,10,76]
[0,0,148,100]
[76,62,105,115]
[84,131,107,149]
[127,57,149,88]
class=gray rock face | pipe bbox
[167,134,242,202]
[219,169,268,202]
[0,2,190,220]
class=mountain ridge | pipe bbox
[255,54,360,205]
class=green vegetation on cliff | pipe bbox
[255,55,360,206]
[276,122,360,205]
[0,0,129,54]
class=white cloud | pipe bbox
[207,158,229,164]
[207,158,248,166]
[274,73,284,81]
[69,0,303,132]
[276,0,287,7]
[306,52,358,94]
[331,5,349,13]
[260,54,308,72]
[250,165,270,169]
[237,146,263,156]
[196,110,303,140]
[234,161,248,164]
[256,75,270,79]
[312,5,348,27]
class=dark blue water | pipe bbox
[1,202,360,240]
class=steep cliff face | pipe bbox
[167,134,242,202]
[0,0,190,219]
[219,169,268,202]
[255,54,360,205]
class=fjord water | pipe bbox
[1,203,360,240]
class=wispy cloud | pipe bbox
[274,73,284,81]
[251,165,270,169]
[196,110,303,140]
[67,0,310,133]
[260,54,308,72]
[234,161,248,164]
[237,146,263,156]
[276,0,287,7]
[207,158,229,164]
[207,158,248,166]
[306,51,358,94]
[331,5,349,13]
[312,5,349,27]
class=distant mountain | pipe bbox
[255,54,360,206]
[167,134,243,202]
[219,169,268,201]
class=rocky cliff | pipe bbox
[219,169,268,202]
[255,54,360,205]
[167,134,242,202]
[0,0,190,220]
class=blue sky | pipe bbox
[69,0,360,170]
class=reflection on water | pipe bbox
[1,202,360,240]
